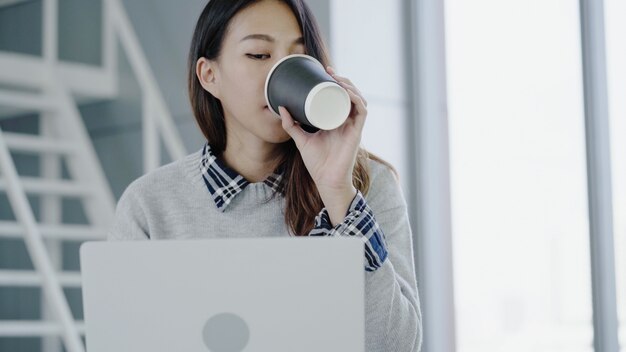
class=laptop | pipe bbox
[80,237,364,352]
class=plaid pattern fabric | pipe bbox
[200,143,282,212]
[310,191,388,271]
[199,142,388,271]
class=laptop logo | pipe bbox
[202,312,250,351]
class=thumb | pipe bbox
[279,106,308,146]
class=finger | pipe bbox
[343,88,367,131]
[279,106,309,146]
[326,67,369,108]
[337,80,368,107]
[331,75,359,94]
[332,74,355,88]
[326,67,354,89]
[330,74,367,106]
[326,67,357,92]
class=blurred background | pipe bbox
[0,0,623,351]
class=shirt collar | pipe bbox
[199,143,283,212]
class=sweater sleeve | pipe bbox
[364,163,422,352]
[107,182,150,241]
[307,161,422,351]
[309,190,388,272]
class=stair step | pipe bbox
[3,132,75,155]
[0,177,93,197]
[0,270,82,288]
[0,89,56,112]
[0,320,85,337]
[0,221,106,241]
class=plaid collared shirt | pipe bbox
[200,143,387,271]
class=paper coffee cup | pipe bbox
[265,54,351,132]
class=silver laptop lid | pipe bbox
[80,237,364,352]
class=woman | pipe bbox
[109,0,422,350]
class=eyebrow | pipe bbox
[240,34,304,44]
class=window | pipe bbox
[445,1,594,351]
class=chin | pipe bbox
[258,118,292,143]
[264,130,292,144]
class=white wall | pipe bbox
[329,0,410,195]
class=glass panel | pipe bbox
[445,1,594,351]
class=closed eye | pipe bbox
[246,54,270,60]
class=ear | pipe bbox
[196,57,221,99]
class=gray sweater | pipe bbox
[108,148,423,351]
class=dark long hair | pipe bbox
[188,0,395,235]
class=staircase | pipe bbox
[0,0,187,351]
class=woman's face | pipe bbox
[201,0,306,146]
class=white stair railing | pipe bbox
[0,120,85,352]
[108,0,187,170]
[0,77,117,352]
[0,0,189,350]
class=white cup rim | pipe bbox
[304,81,351,130]
[264,54,325,116]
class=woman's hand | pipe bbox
[279,66,368,225]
